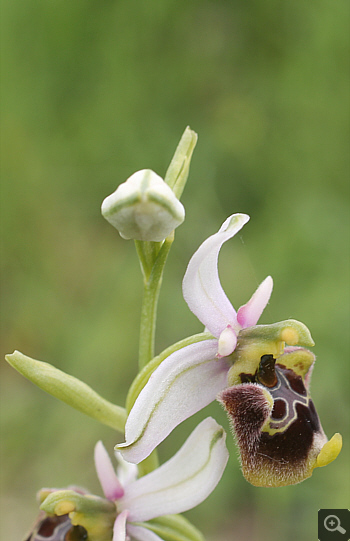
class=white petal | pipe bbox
[116,340,229,464]
[118,417,228,522]
[113,510,129,541]
[94,441,124,500]
[182,214,250,337]
[237,276,273,328]
[127,525,163,541]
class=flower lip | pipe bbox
[219,345,342,487]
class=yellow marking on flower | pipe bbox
[262,388,274,408]
[277,348,315,378]
[281,327,299,345]
[315,433,342,468]
[55,500,76,515]
[277,340,285,356]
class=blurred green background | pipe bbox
[1,1,349,540]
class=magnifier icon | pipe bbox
[324,515,346,534]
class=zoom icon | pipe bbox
[319,509,350,540]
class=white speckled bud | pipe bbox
[101,169,185,241]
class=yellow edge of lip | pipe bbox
[315,433,342,468]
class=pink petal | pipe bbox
[118,418,228,522]
[116,340,229,464]
[94,441,124,501]
[182,214,250,337]
[237,276,273,328]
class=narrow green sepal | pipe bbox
[164,126,198,199]
[40,489,116,541]
[133,513,204,541]
[5,351,126,432]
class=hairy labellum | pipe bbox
[219,349,338,487]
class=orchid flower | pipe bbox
[117,214,342,486]
[218,347,342,486]
[39,417,228,541]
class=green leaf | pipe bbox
[5,351,126,432]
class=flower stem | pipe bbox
[133,236,174,476]
[137,449,160,477]
[137,235,174,371]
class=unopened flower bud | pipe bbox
[101,169,185,241]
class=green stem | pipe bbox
[134,240,161,279]
[137,449,160,477]
[137,235,173,371]
[138,282,158,368]
[134,236,174,475]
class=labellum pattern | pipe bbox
[24,512,87,541]
[219,350,329,487]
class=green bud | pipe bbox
[164,126,198,199]
[40,489,116,541]
[102,169,185,241]
[5,351,126,432]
